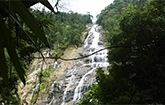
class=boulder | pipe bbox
[84,59,90,63]
[84,64,91,67]
[65,91,74,102]
[95,26,102,32]
[79,53,83,56]
[98,41,103,45]
[90,48,95,52]
[89,32,93,36]
[94,56,100,62]
[82,52,89,56]
[87,39,93,44]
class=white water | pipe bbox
[73,68,95,101]
[46,24,109,105]
[61,69,76,105]
[72,24,109,104]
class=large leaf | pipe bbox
[39,0,56,14]
[0,14,25,84]
[10,0,50,47]
[6,44,26,85]
[0,47,8,83]
[0,14,8,82]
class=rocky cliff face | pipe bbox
[17,24,96,105]
[45,24,109,105]
[17,49,57,104]
[18,46,84,105]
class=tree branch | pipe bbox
[33,42,156,61]
[54,0,61,13]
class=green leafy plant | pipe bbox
[0,0,54,84]
[81,0,165,104]
[0,0,55,104]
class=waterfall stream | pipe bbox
[46,24,109,105]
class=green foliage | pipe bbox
[0,0,54,83]
[31,68,54,103]
[0,0,54,104]
[0,0,91,104]
[0,0,54,84]
[42,69,52,77]
[79,68,107,105]
[48,12,92,49]
[0,78,20,105]
[82,0,165,104]
[32,10,92,57]
[78,84,100,105]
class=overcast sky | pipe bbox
[32,0,114,21]
[65,0,114,15]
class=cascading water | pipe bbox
[46,24,109,105]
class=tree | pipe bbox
[81,0,165,104]
[0,0,55,104]
[0,0,55,85]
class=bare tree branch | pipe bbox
[33,42,156,61]
[54,0,61,13]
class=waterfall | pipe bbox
[73,68,95,101]
[46,24,109,105]
[61,68,76,105]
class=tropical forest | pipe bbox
[0,0,164,105]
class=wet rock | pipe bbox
[47,82,64,104]
[45,25,109,105]
[99,35,103,42]
[50,65,54,69]
[75,61,83,67]
[94,56,100,62]
[88,39,93,44]
[50,62,58,69]
[84,59,90,63]
[90,48,95,52]
[84,64,91,67]
[89,35,94,40]
[79,53,83,56]
[93,64,96,68]
[82,52,89,56]
[98,41,103,45]
[87,34,94,45]
[84,45,90,49]
[65,91,74,102]
[65,73,72,78]
[89,32,93,36]
[95,26,102,32]
[80,86,88,93]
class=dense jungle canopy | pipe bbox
[0,0,165,104]
[79,0,165,104]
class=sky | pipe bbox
[32,0,114,22]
